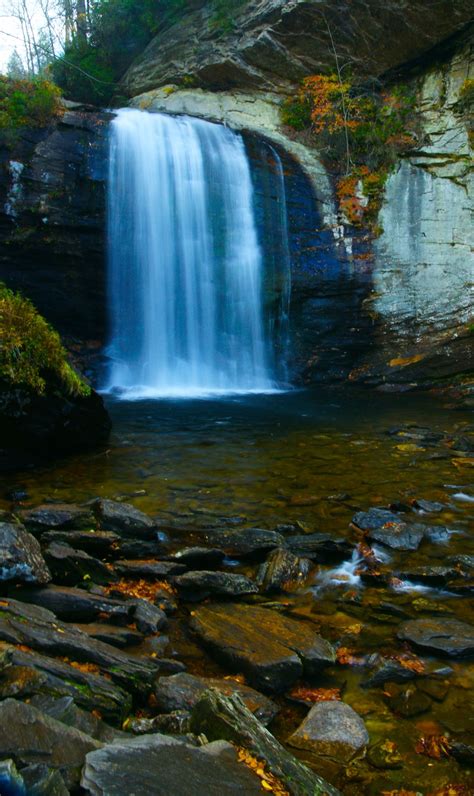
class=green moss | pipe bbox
[0,283,90,398]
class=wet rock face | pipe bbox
[190,602,335,692]
[0,382,111,468]
[0,523,51,585]
[82,735,265,796]
[122,0,473,95]
[0,106,110,341]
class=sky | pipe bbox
[0,2,63,72]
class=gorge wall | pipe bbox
[0,1,472,390]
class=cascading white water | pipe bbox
[106,108,281,398]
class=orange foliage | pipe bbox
[415,735,451,760]
[289,686,341,703]
[336,647,363,666]
[427,788,472,796]
[62,658,102,675]
[105,578,175,602]
[236,748,289,795]
[389,652,425,674]
[300,74,360,135]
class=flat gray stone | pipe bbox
[398,618,474,658]
[288,701,369,762]
[93,499,155,537]
[190,603,335,692]
[81,735,264,795]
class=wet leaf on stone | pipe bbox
[236,747,289,796]
[288,686,341,703]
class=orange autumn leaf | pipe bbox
[105,578,175,602]
[415,735,451,760]
[381,791,419,796]
[427,787,472,796]
[289,686,341,703]
[389,652,425,674]
[236,748,289,796]
[336,647,363,666]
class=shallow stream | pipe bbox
[2,386,473,794]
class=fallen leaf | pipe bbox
[389,354,425,367]
[415,735,451,760]
[289,686,341,703]
[236,748,289,796]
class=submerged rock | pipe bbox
[174,570,258,601]
[0,698,101,786]
[190,603,335,692]
[398,618,474,658]
[288,701,369,762]
[386,685,432,717]
[81,734,264,796]
[93,498,156,537]
[154,672,278,725]
[0,522,51,584]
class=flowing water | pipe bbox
[106,109,284,398]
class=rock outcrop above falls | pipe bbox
[123,0,474,96]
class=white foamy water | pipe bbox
[105,109,288,398]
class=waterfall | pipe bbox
[106,108,285,398]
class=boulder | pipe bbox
[154,672,278,725]
[0,699,101,786]
[398,618,474,658]
[190,690,340,796]
[174,571,258,601]
[43,542,112,585]
[190,603,335,692]
[29,695,123,743]
[386,685,432,717]
[4,643,131,724]
[41,529,120,556]
[19,504,95,531]
[74,623,144,648]
[14,584,132,623]
[127,598,168,633]
[172,547,225,568]
[81,734,264,796]
[257,548,311,592]
[0,522,51,584]
[93,499,155,537]
[288,701,369,762]
[285,534,352,562]
[114,559,186,578]
[20,764,69,796]
[0,598,160,694]
[352,509,425,550]
[200,528,285,559]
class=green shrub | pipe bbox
[0,76,62,129]
[0,283,90,397]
